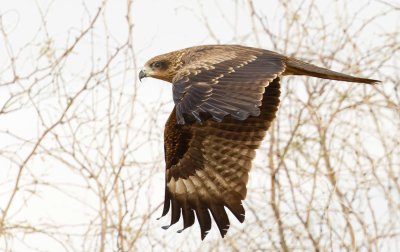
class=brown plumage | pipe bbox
[139,45,379,240]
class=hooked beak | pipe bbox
[139,69,147,82]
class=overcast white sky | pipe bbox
[0,0,399,251]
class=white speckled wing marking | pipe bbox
[162,77,282,239]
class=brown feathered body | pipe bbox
[140,45,379,239]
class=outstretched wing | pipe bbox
[162,78,281,239]
[172,45,285,124]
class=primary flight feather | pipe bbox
[139,45,379,240]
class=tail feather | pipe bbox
[285,58,380,84]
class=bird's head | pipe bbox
[140,52,180,83]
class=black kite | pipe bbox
[139,45,379,240]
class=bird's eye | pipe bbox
[153,62,162,69]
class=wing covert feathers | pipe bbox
[172,46,285,124]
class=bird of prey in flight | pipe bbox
[139,45,379,240]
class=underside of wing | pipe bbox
[172,46,285,124]
[162,77,281,239]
